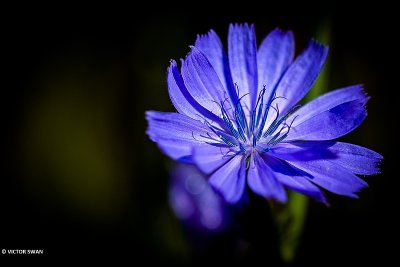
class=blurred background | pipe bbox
[1,3,397,265]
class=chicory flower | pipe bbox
[147,23,382,204]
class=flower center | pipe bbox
[203,86,299,155]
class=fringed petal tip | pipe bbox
[229,22,254,29]
[195,29,218,45]
[309,38,329,50]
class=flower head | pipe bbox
[147,23,382,204]
[169,163,229,232]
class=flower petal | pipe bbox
[291,85,367,126]
[261,154,327,203]
[272,151,368,197]
[146,111,216,162]
[209,155,246,203]
[269,40,328,123]
[195,30,238,103]
[248,152,287,202]
[167,60,201,118]
[167,60,226,127]
[257,28,294,100]
[192,145,234,174]
[324,142,382,175]
[286,98,367,141]
[228,23,258,109]
[181,47,229,115]
[271,141,382,175]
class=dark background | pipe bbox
[1,3,397,265]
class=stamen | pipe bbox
[267,126,288,145]
[250,87,266,133]
[199,79,300,155]
[257,103,279,140]
[263,104,300,138]
[284,114,299,130]
[204,120,237,147]
[191,131,200,142]
[268,131,289,146]
[199,132,223,144]
[269,115,298,146]
[234,103,247,142]
[255,91,266,127]
[263,110,299,148]
[220,101,240,139]
[220,135,236,147]
[252,133,257,147]
[220,148,238,158]
[255,91,284,140]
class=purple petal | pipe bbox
[258,28,294,101]
[192,145,233,174]
[326,142,382,175]
[167,60,201,119]
[286,98,367,141]
[181,47,229,115]
[271,141,382,175]
[228,23,258,109]
[169,163,228,231]
[209,155,246,203]
[268,40,328,124]
[272,152,368,197]
[146,111,216,162]
[291,85,367,126]
[261,154,327,203]
[195,30,238,104]
[247,152,287,202]
[167,60,226,127]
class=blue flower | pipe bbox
[146,23,382,204]
[169,163,229,232]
